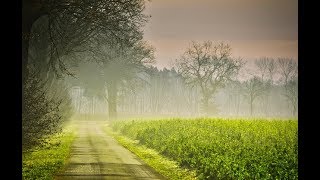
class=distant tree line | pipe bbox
[69,49,297,118]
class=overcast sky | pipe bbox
[143,0,298,69]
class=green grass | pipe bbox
[104,125,197,180]
[22,122,77,180]
[111,118,298,180]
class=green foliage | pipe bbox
[22,67,74,150]
[105,126,197,179]
[22,124,76,180]
[111,118,298,180]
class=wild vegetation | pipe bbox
[111,118,298,179]
[22,123,76,179]
[105,125,197,179]
[22,65,74,150]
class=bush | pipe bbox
[22,125,76,180]
[22,67,73,150]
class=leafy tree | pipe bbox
[22,67,73,150]
[23,17,76,150]
[23,0,149,84]
[90,39,154,119]
[22,0,150,149]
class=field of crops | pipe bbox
[111,118,298,179]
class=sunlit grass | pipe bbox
[111,117,298,179]
[22,121,77,180]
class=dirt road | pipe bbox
[55,120,165,179]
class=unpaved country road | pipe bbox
[55,120,165,180]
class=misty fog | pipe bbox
[67,56,297,119]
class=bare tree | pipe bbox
[278,58,298,85]
[266,58,277,84]
[277,58,298,116]
[254,57,269,81]
[255,57,277,82]
[147,68,170,114]
[254,57,278,116]
[176,41,243,115]
[285,79,298,116]
[224,80,243,116]
[242,76,265,116]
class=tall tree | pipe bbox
[175,41,243,115]
[22,0,150,126]
[92,39,154,119]
[277,58,298,116]
[242,76,265,116]
[254,57,277,116]
[255,57,277,82]
[224,80,243,116]
[22,0,149,85]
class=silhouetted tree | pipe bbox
[224,80,243,116]
[175,41,243,115]
[23,0,149,84]
[22,0,149,149]
[242,76,265,116]
[22,0,150,118]
[277,58,298,116]
[254,57,277,116]
[91,39,154,119]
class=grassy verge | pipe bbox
[104,124,197,180]
[22,121,77,180]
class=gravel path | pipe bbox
[55,120,165,180]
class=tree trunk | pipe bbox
[79,95,82,114]
[264,96,269,117]
[78,88,81,113]
[202,97,209,116]
[250,99,253,116]
[107,80,118,120]
[292,103,297,116]
[93,96,95,115]
[236,95,240,116]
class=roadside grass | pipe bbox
[22,121,77,180]
[104,125,198,180]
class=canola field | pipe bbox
[111,118,298,179]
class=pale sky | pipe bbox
[143,0,298,69]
